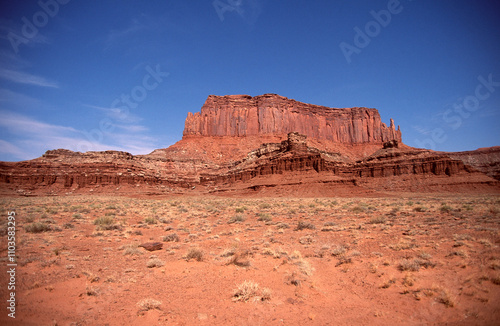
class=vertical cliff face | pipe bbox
[183,94,402,145]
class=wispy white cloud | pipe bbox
[0,50,29,67]
[412,125,433,136]
[0,18,51,48]
[0,68,59,88]
[0,139,28,160]
[0,111,159,161]
[83,104,142,123]
[0,111,76,135]
[0,88,42,107]
[104,15,153,49]
[106,18,144,43]
[114,124,149,133]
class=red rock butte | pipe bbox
[184,94,401,144]
[0,93,499,196]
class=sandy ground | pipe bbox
[0,194,499,325]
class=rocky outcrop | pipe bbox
[198,133,492,190]
[444,146,500,180]
[183,94,402,145]
[0,95,498,196]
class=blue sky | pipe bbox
[0,0,499,161]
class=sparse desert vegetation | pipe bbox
[1,195,499,325]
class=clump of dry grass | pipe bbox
[380,277,396,289]
[226,250,251,267]
[186,248,204,261]
[389,240,417,251]
[121,243,142,256]
[257,213,272,222]
[447,250,468,258]
[261,247,287,259]
[85,286,99,296]
[398,258,422,272]
[402,273,415,287]
[93,216,120,231]
[331,244,348,257]
[82,270,100,283]
[163,233,180,242]
[436,288,455,307]
[232,280,271,302]
[24,221,51,233]
[137,298,162,312]
[147,258,165,268]
[295,221,315,231]
[290,250,314,276]
[228,214,246,224]
[367,216,386,224]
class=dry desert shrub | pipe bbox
[186,248,204,261]
[399,258,423,272]
[477,238,493,247]
[436,288,455,307]
[82,270,100,283]
[235,207,246,213]
[380,277,396,289]
[163,233,180,242]
[399,257,435,272]
[290,250,314,276]
[226,250,251,267]
[137,298,162,312]
[228,214,246,224]
[331,244,348,257]
[147,258,165,268]
[24,221,51,233]
[367,216,386,224]
[299,235,315,245]
[295,221,315,231]
[233,280,271,302]
[440,204,453,213]
[121,243,142,256]
[262,247,286,259]
[85,286,99,296]
[447,250,468,258]
[257,213,272,222]
[389,239,417,251]
[276,222,289,229]
[144,216,157,225]
[402,273,415,287]
[220,246,236,257]
[93,216,120,231]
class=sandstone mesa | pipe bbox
[0,94,499,196]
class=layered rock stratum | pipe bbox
[0,94,498,196]
[184,94,401,144]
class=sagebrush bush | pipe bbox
[163,233,180,242]
[295,221,315,231]
[24,222,51,233]
[94,216,119,230]
[233,280,271,302]
[186,248,204,261]
[228,214,245,224]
